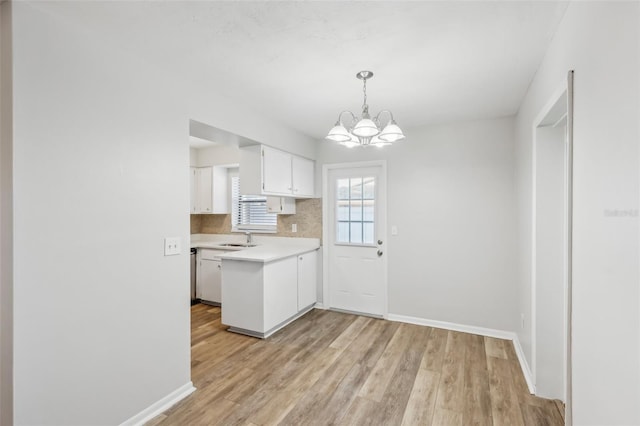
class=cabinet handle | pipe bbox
[299,256,303,260]
[217,264,221,269]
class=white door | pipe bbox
[326,164,386,317]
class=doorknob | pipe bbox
[378,239,383,245]
[377,250,383,257]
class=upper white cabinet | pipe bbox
[190,167,197,213]
[266,197,296,214]
[240,145,315,198]
[263,146,293,194]
[190,166,229,214]
[292,156,315,197]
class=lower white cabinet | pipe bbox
[222,249,318,338]
[297,251,317,310]
[197,249,224,305]
[264,257,299,331]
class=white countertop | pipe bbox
[191,234,320,263]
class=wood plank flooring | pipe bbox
[148,304,564,426]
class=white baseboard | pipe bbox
[511,335,536,394]
[120,382,196,426]
[314,302,327,310]
[387,313,535,394]
[387,314,514,340]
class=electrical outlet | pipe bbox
[164,237,181,256]
[292,224,297,233]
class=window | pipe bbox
[231,176,277,232]
[336,176,375,245]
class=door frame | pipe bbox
[321,160,388,318]
[530,71,574,421]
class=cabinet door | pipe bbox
[262,146,293,195]
[197,167,213,213]
[211,166,229,214]
[190,167,198,213]
[266,196,281,214]
[199,258,221,304]
[297,251,317,310]
[266,196,296,214]
[264,256,298,331]
[292,156,315,197]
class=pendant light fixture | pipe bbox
[326,71,405,148]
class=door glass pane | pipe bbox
[337,179,350,200]
[363,222,375,244]
[363,201,374,221]
[337,202,349,221]
[337,222,350,243]
[363,178,375,199]
[350,177,362,200]
[335,176,376,245]
[350,222,363,244]
[350,200,363,221]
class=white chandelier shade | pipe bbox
[326,71,405,148]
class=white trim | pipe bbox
[388,313,535,394]
[388,313,514,340]
[322,160,388,319]
[512,333,536,394]
[314,302,327,310]
[119,382,196,426]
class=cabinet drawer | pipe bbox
[199,249,227,260]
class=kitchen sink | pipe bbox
[219,243,257,248]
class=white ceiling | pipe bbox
[38,1,569,140]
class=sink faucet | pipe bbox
[245,232,253,245]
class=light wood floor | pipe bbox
[148,304,564,426]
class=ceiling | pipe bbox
[37,1,569,140]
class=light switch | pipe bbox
[391,225,398,236]
[164,237,181,256]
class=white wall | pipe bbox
[317,117,518,332]
[514,2,640,424]
[10,2,316,425]
[189,147,197,167]
[0,1,14,424]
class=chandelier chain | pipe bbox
[362,78,367,111]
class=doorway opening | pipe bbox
[531,71,574,422]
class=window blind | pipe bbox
[231,176,277,231]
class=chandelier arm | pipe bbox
[373,110,396,126]
[336,110,358,127]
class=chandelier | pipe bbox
[326,71,405,148]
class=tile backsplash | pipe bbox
[190,198,322,240]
